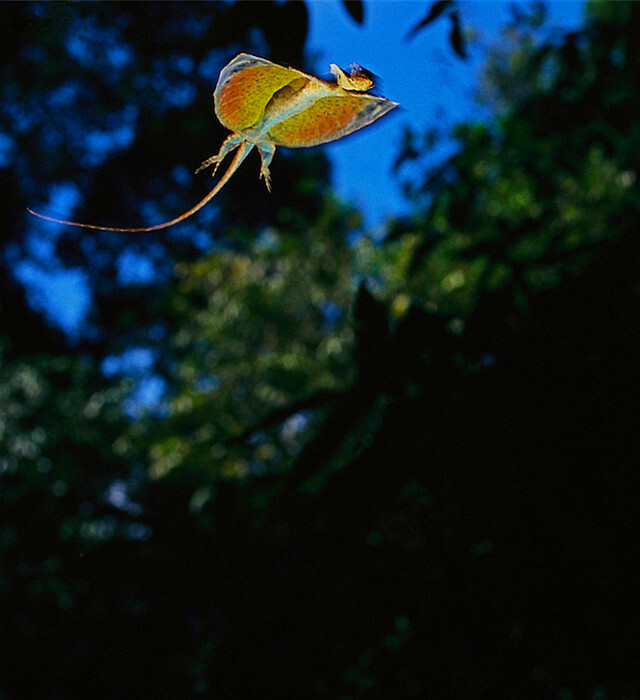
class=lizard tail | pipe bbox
[27,141,255,233]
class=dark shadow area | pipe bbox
[1,2,638,698]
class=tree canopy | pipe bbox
[1,2,639,698]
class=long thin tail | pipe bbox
[27,141,255,232]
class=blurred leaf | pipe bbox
[406,0,453,41]
[342,0,365,25]
[449,10,468,60]
[408,232,441,273]
[392,126,420,173]
[384,216,418,243]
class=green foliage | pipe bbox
[2,2,640,698]
[0,346,133,680]
[140,197,360,482]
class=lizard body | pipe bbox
[29,54,397,232]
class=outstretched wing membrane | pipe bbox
[268,94,397,148]
[214,53,315,132]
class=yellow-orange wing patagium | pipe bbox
[215,54,396,146]
[214,54,304,132]
[28,54,397,232]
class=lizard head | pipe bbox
[330,63,375,92]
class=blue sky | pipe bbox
[306,0,584,225]
[18,1,585,336]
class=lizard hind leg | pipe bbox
[257,143,276,192]
[195,133,245,177]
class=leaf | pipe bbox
[449,10,468,60]
[409,233,440,273]
[406,0,453,41]
[392,126,420,173]
[342,0,365,25]
[384,216,417,243]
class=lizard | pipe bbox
[28,53,397,232]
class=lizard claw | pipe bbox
[260,166,272,192]
[195,155,222,176]
[195,134,245,177]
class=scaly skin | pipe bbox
[28,54,397,232]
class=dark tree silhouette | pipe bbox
[1,2,639,698]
